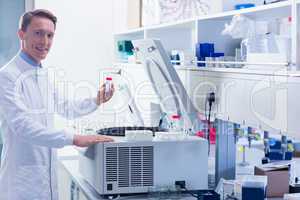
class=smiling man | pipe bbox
[0,9,114,200]
[19,10,54,62]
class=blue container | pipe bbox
[267,152,284,160]
[241,176,267,200]
[242,186,265,200]
[196,43,214,67]
[170,53,180,65]
[117,40,133,54]
[197,57,205,67]
[195,43,214,57]
[235,3,255,10]
[267,151,293,160]
[270,140,282,150]
[285,151,293,160]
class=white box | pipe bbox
[284,193,300,200]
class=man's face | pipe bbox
[18,16,55,63]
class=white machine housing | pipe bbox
[79,136,208,195]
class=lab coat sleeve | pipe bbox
[0,73,74,148]
[54,87,98,120]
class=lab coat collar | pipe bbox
[19,50,42,68]
[17,50,42,68]
[14,51,45,74]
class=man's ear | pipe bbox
[18,29,25,40]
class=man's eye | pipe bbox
[47,34,53,39]
[35,31,41,35]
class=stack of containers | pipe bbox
[195,43,225,67]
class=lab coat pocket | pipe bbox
[14,165,51,200]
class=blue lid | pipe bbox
[213,53,224,57]
[235,3,255,10]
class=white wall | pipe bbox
[112,0,127,33]
[34,0,114,85]
[34,0,115,132]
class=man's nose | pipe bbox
[39,34,50,45]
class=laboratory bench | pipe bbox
[60,158,287,200]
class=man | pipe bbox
[0,9,114,200]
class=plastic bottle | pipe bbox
[280,16,292,37]
[105,77,112,99]
[169,114,182,132]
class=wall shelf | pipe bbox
[113,1,291,37]
[114,0,300,67]
[114,62,300,77]
[197,1,291,21]
[145,18,196,31]
[114,27,144,36]
[113,1,299,68]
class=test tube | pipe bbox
[105,77,112,99]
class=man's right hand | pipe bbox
[73,134,114,147]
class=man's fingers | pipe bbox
[94,136,114,142]
[99,137,114,142]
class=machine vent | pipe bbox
[142,146,154,186]
[118,147,130,187]
[105,146,154,188]
[130,147,142,186]
[105,147,117,182]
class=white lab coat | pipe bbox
[0,53,98,200]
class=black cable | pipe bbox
[207,92,215,125]
[182,187,199,198]
[205,92,215,155]
[176,183,220,200]
[208,102,212,126]
[204,100,208,121]
[184,190,198,198]
[182,187,220,200]
[203,98,210,155]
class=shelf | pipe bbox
[145,18,196,31]
[113,1,291,37]
[113,19,195,36]
[197,1,291,21]
[176,65,300,77]
[113,63,300,77]
[114,27,144,36]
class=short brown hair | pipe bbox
[20,9,57,31]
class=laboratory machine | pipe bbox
[79,136,208,195]
[79,39,208,196]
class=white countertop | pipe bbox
[60,158,292,200]
[60,159,197,200]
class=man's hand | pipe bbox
[73,134,114,147]
[96,83,115,106]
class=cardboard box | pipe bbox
[294,151,300,158]
[127,0,142,29]
[255,164,290,197]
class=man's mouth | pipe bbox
[35,47,48,54]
